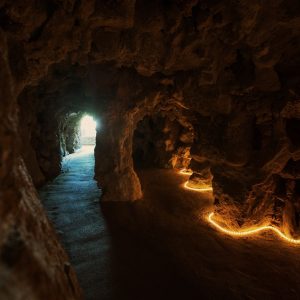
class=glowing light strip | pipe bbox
[179,169,193,175]
[184,181,213,192]
[207,212,300,244]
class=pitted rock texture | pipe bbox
[133,114,193,169]
[0,31,82,300]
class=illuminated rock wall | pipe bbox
[132,114,193,169]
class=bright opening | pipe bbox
[80,115,97,145]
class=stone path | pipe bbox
[39,146,111,299]
[39,146,197,300]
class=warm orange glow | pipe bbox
[207,212,300,245]
[179,169,193,175]
[180,175,300,245]
[183,181,213,192]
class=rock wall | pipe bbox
[5,0,300,225]
[18,86,83,186]
[0,31,82,300]
[60,112,82,155]
[133,114,193,169]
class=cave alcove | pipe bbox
[132,113,193,171]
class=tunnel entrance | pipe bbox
[80,114,97,146]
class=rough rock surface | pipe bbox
[0,30,82,299]
[133,114,193,169]
[1,0,300,297]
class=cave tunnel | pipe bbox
[1,1,300,300]
[80,114,97,146]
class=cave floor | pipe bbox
[39,146,300,300]
[39,146,199,300]
[137,169,300,300]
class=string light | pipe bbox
[179,171,300,245]
[207,212,300,245]
[179,169,193,175]
[183,181,213,192]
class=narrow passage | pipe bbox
[39,146,109,299]
[39,146,197,300]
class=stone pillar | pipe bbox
[95,110,143,202]
[283,180,297,237]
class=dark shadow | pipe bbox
[101,201,201,300]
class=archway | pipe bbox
[132,112,193,172]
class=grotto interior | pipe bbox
[1,0,300,299]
